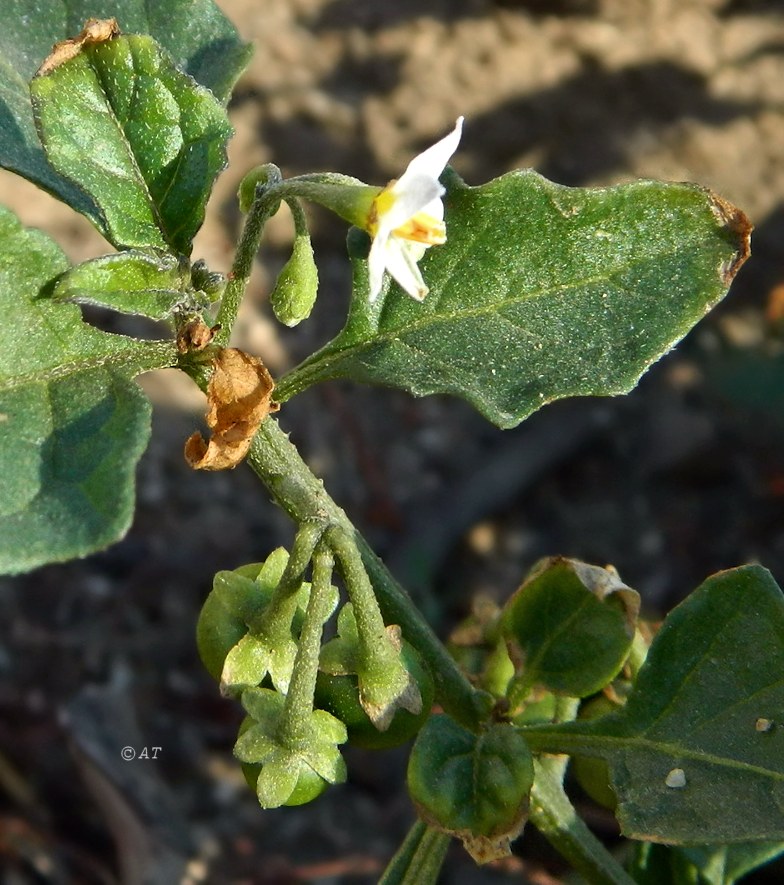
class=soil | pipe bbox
[1,0,784,882]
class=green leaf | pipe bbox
[629,841,784,885]
[0,206,175,574]
[30,34,233,254]
[276,173,750,428]
[407,714,534,863]
[627,843,701,885]
[680,842,784,884]
[53,250,192,319]
[501,557,640,699]
[0,1,250,226]
[523,565,784,844]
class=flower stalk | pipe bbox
[215,163,283,347]
[277,541,335,746]
[247,419,494,731]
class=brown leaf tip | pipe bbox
[184,348,278,471]
[709,191,753,287]
[35,18,121,78]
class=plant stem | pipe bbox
[378,820,450,885]
[524,698,633,885]
[215,167,283,347]
[327,524,414,726]
[284,196,310,237]
[247,418,493,731]
[529,759,635,885]
[278,541,334,745]
[251,521,323,637]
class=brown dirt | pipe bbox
[2,0,784,882]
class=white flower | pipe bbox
[366,117,463,302]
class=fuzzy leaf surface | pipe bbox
[53,250,192,319]
[0,206,175,574]
[0,1,249,224]
[277,173,750,428]
[31,34,233,254]
[524,565,784,844]
[501,557,639,698]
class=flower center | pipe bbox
[393,212,446,246]
[367,185,446,245]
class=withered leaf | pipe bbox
[176,318,219,354]
[35,18,121,78]
[185,348,278,471]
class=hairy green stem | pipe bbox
[251,521,324,637]
[215,166,283,347]
[530,759,635,885]
[378,820,450,885]
[326,526,398,667]
[247,419,493,730]
[326,524,413,725]
[284,196,310,237]
[278,541,335,745]
[523,698,633,885]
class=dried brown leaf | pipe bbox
[184,348,278,471]
[35,18,121,78]
[176,318,219,354]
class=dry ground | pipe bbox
[1,0,784,882]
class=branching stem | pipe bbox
[247,419,494,731]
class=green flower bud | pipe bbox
[270,234,319,327]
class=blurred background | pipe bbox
[1,0,784,881]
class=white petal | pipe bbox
[367,231,389,302]
[383,238,429,301]
[382,174,444,233]
[397,117,463,187]
[419,196,445,222]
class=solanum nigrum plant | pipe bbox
[2,5,782,884]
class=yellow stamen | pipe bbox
[394,212,446,245]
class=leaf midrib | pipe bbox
[526,729,784,781]
[285,235,716,390]
[0,339,175,389]
[87,41,168,244]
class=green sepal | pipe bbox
[315,639,435,749]
[407,714,534,864]
[320,603,422,730]
[222,629,298,695]
[318,602,362,675]
[196,549,292,683]
[234,687,347,809]
[501,557,640,700]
